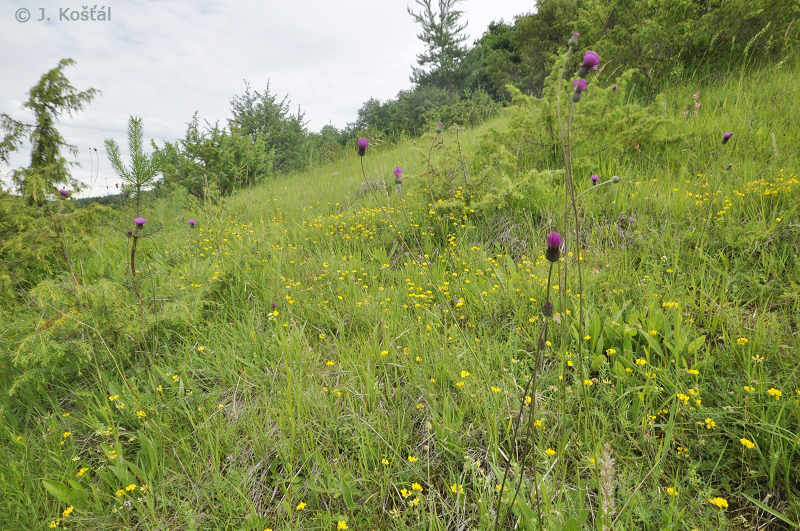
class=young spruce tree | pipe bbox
[0,58,98,203]
[407,0,469,92]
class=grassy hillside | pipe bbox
[1,59,799,530]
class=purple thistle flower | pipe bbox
[188,218,197,228]
[357,137,369,156]
[546,231,562,263]
[612,84,618,91]
[722,132,733,145]
[572,78,588,102]
[58,189,69,199]
[583,50,600,70]
[591,175,599,185]
[435,122,445,134]
[394,167,402,178]
[134,217,147,229]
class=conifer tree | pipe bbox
[407,0,469,91]
[0,59,98,202]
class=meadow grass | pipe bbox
[1,59,799,530]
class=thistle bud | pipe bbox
[357,137,369,156]
[568,32,580,46]
[546,231,562,263]
[542,301,553,317]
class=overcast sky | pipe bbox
[1,0,532,196]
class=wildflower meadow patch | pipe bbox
[1,22,799,531]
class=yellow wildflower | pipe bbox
[740,438,755,449]
[709,497,728,509]
[767,388,782,400]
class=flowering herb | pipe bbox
[357,137,369,156]
[546,231,562,263]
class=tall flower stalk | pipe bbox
[493,232,561,530]
[558,43,598,447]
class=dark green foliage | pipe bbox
[0,58,98,202]
[228,82,307,174]
[305,124,350,166]
[408,0,469,91]
[575,0,799,86]
[157,113,273,198]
